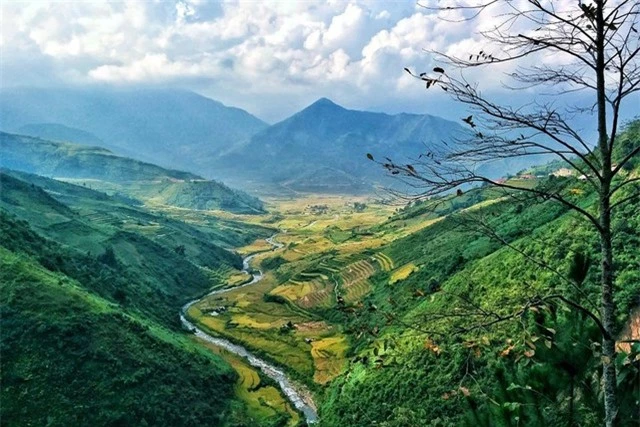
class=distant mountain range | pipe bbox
[1,87,537,194]
[0,87,267,173]
[0,132,264,214]
[214,98,467,192]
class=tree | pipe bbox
[372,1,639,425]
[98,246,118,268]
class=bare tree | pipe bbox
[372,1,639,425]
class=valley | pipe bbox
[1,99,638,427]
[3,0,639,424]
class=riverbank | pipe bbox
[180,234,318,424]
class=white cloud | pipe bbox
[3,0,614,122]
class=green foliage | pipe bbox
[263,293,288,304]
[261,255,287,271]
[0,246,239,426]
[319,123,640,426]
[0,132,265,214]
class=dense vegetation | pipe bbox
[1,243,239,425]
[0,172,273,425]
[317,123,640,426]
[319,196,639,425]
[1,113,637,425]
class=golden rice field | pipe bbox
[311,336,349,385]
[389,263,419,285]
[237,238,275,256]
[338,260,376,303]
[198,340,300,426]
[187,195,443,392]
[227,271,252,287]
[372,253,394,271]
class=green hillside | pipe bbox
[314,128,640,425]
[1,243,239,426]
[318,196,639,425]
[0,132,265,214]
[0,171,279,425]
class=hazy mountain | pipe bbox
[215,98,467,192]
[16,123,105,146]
[0,132,264,214]
[0,132,198,182]
[0,87,268,174]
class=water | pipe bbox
[180,234,318,423]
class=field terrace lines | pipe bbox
[199,342,301,426]
[310,336,348,385]
[371,253,394,271]
[273,276,334,309]
[337,260,376,304]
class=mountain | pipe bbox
[214,98,467,192]
[0,171,274,425]
[0,131,198,182]
[0,132,265,214]
[0,87,268,174]
[16,123,105,146]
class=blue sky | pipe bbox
[2,0,637,127]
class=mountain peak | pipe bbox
[308,97,342,109]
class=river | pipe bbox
[180,234,318,424]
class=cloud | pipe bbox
[3,0,619,123]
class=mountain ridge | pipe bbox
[0,132,265,214]
[0,87,268,175]
[214,97,466,192]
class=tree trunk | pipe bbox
[600,187,618,427]
[594,1,618,425]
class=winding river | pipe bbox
[180,235,318,424]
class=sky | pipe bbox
[1,0,637,125]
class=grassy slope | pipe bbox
[0,242,240,426]
[0,177,287,425]
[0,132,265,214]
[321,202,639,425]
[317,140,640,425]
[0,168,297,425]
[0,173,247,324]
[3,169,272,249]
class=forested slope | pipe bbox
[0,173,273,425]
[318,123,640,426]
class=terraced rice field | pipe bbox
[272,277,334,309]
[343,279,371,303]
[199,341,300,426]
[227,271,252,287]
[271,279,318,300]
[372,252,394,271]
[341,260,375,283]
[339,260,376,303]
[389,263,418,284]
[237,239,275,256]
[81,211,120,226]
[297,284,335,309]
[187,196,400,390]
[317,260,340,273]
[310,336,348,385]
